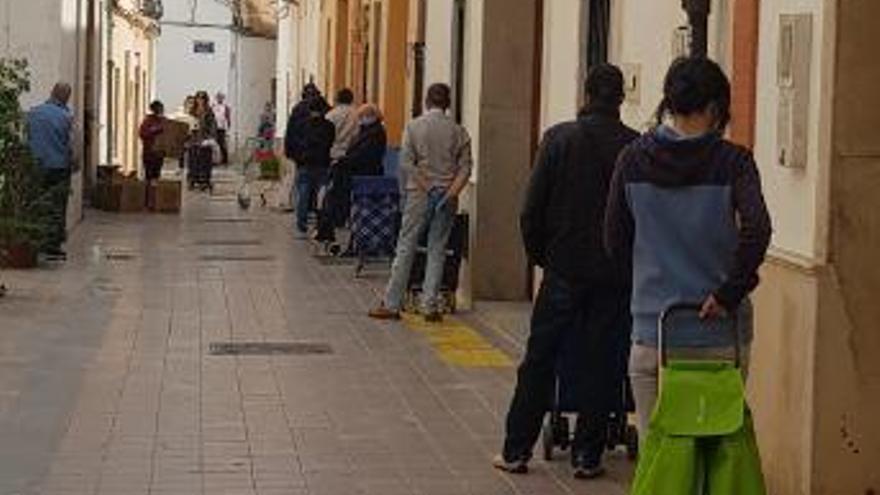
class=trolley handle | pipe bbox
[658,302,742,368]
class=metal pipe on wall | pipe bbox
[682,0,711,58]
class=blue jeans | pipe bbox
[295,168,328,233]
[383,188,455,312]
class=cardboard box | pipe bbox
[149,180,182,213]
[154,118,191,158]
[93,182,121,211]
[118,180,146,213]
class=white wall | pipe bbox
[156,25,233,114]
[540,0,582,132]
[163,0,231,24]
[753,0,831,262]
[424,0,454,87]
[610,0,731,132]
[234,36,276,148]
[0,0,68,109]
[274,0,321,134]
[462,0,484,182]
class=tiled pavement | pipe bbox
[0,174,631,495]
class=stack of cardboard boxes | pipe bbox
[94,166,182,214]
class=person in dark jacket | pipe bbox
[604,57,772,435]
[293,97,335,237]
[493,65,639,479]
[285,83,321,162]
[315,104,387,244]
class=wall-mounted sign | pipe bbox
[193,41,215,54]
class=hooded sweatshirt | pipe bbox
[604,125,772,348]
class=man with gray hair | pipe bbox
[27,82,74,259]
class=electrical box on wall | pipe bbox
[621,63,641,105]
[777,13,813,169]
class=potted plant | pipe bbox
[0,58,53,268]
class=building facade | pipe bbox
[284,0,879,492]
[105,0,161,176]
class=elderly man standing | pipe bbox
[27,82,74,260]
[369,83,472,323]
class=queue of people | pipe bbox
[284,83,389,242]
[490,56,772,483]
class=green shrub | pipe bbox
[0,59,54,250]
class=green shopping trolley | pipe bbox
[630,303,767,495]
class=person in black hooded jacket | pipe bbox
[493,65,639,479]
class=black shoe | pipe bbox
[492,454,528,474]
[572,455,605,480]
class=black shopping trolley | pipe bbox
[541,319,639,461]
[404,213,467,314]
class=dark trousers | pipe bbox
[315,166,352,242]
[217,129,229,164]
[295,167,328,233]
[502,272,630,465]
[41,168,71,252]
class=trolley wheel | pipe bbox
[328,244,342,257]
[625,424,639,460]
[555,414,571,451]
[542,418,555,461]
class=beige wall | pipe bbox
[812,1,880,492]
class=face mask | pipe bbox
[360,116,377,126]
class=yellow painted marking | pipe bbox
[402,314,514,368]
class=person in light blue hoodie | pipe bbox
[604,58,773,433]
[27,82,74,259]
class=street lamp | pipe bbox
[682,0,711,58]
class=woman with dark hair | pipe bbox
[604,57,773,433]
[193,91,218,142]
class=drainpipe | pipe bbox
[682,0,711,58]
[106,0,114,164]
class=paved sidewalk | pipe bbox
[0,178,631,495]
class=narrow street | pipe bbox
[0,172,631,495]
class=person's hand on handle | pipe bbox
[699,294,728,320]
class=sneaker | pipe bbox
[424,311,443,323]
[572,455,605,480]
[492,454,528,474]
[368,305,401,320]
